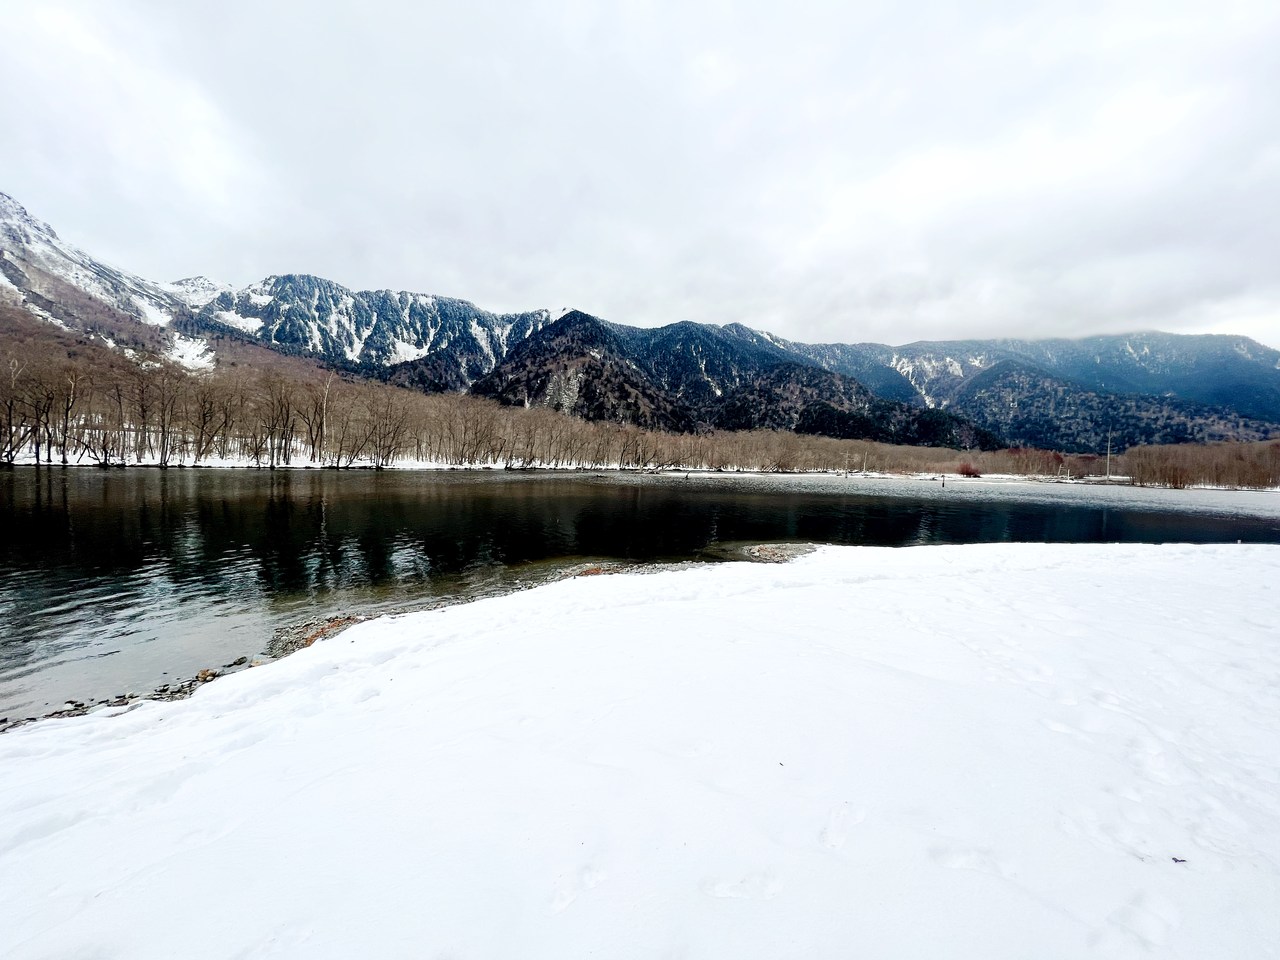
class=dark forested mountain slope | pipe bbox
[470,311,695,431]
[993,333,1280,422]
[711,363,1000,449]
[870,333,1280,423]
[474,312,1001,448]
[949,360,1280,452]
[719,324,923,405]
[719,324,1280,451]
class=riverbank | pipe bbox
[1,548,807,732]
[7,455,1279,495]
[5,468,1280,722]
[2,543,1277,959]
[0,556,665,733]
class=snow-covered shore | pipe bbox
[2,543,1278,959]
[9,457,1279,494]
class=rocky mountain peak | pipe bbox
[0,191,60,245]
[166,275,231,307]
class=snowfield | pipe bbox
[2,544,1278,959]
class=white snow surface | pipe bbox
[0,258,18,294]
[388,338,430,364]
[2,543,1278,959]
[214,309,264,334]
[130,295,173,326]
[166,333,216,371]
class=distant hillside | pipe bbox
[861,333,1280,421]
[719,325,1280,451]
[473,312,1001,449]
[950,360,1279,451]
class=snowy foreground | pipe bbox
[3,545,1278,959]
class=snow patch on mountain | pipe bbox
[344,333,369,362]
[213,310,263,334]
[891,356,939,407]
[752,327,790,349]
[167,333,215,371]
[28,303,66,328]
[889,352,995,409]
[388,340,429,364]
[470,317,495,365]
[130,295,172,327]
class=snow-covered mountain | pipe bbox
[4,188,1278,451]
[725,328,1280,425]
[0,192,549,385]
[163,275,232,308]
[479,312,1280,451]
[194,274,551,388]
[0,192,217,370]
[0,193,181,327]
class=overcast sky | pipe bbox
[3,0,1278,347]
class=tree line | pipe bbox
[2,342,1276,488]
[925,441,1280,488]
[0,351,957,472]
[1120,440,1280,489]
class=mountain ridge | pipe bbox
[3,189,1278,453]
[473,311,1002,449]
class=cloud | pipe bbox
[0,6,265,264]
[4,0,1278,348]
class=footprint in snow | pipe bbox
[550,865,605,913]
[820,801,867,849]
[1091,892,1179,951]
[701,873,782,900]
[928,844,1017,879]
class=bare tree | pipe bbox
[1,356,33,464]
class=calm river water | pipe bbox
[3,467,1279,718]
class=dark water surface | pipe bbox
[3,467,1279,717]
